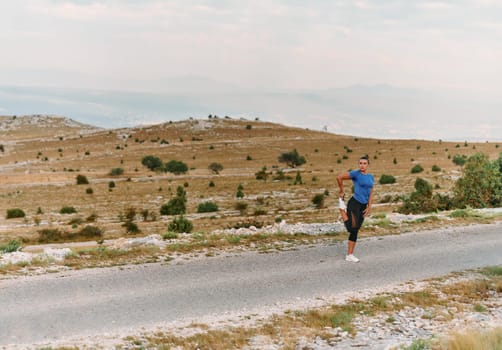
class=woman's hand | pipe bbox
[363,206,371,217]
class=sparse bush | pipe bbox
[162,231,178,240]
[86,187,94,194]
[6,208,26,219]
[379,174,396,185]
[76,174,89,185]
[208,181,215,187]
[255,166,269,181]
[410,164,424,174]
[108,181,116,189]
[312,193,326,209]
[278,149,306,168]
[234,201,248,215]
[86,213,98,222]
[168,216,193,233]
[399,178,452,214]
[208,162,223,174]
[109,168,124,176]
[38,228,65,243]
[253,207,267,216]
[78,225,103,238]
[60,206,77,214]
[197,201,219,213]
[122,220,140,234]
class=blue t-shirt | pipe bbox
[349,170,374,204]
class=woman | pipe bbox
[336,155,374,262]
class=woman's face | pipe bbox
[358,159,369,173]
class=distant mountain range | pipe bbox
[1,83,500,141]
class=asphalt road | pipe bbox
[1,223,501,346]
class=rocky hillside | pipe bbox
[0,115,101,141]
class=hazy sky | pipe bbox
[1,1,501,140]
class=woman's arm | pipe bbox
[336,172,351,198]
[364,188,374,216]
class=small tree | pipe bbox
[141,155,163,171]
[164,160,188,174]
[208,162,223,174]
[294,171,302,185]
[453,153,502,208]
[278,149,306,168]
[236,184,244,198]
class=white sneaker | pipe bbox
[338,197,347,210]
[345,254,360,263]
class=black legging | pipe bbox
[344,197,367,242]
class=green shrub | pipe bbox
[410,164,424,174]
[164,160,188,174]
[452,154,468,166]
[399,178,453,214]
[6,208,26,219]
[294,171,302,185]
[76,174,89,185]
[108,181,115,189]
[453,152,502,208]
[141,155,163,171]
[197,201,219,213]
[109,168,124,176]
[60,206,77,214]
[0,239,21,253]
[432,165,441,172]
[161,187,187,215]
[168,216,193,233]
[379,174,396,184]
[86,187,94,194]
[208,181,215,187]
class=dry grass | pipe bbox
[114,268,502,349]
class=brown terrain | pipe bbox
[0,114,500,248]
